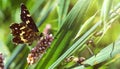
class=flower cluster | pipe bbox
[0,52,4,69]
[27,24,54,65]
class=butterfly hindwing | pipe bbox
[10,3,39,45]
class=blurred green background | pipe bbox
[0,0,120,69]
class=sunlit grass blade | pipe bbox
[49,19,101,69]
[101,0,113,22]
[57,0,70,27]
[35,0,91,69]
[96,4,120,44]
[109,3,120,21]
[49,3,120,68]
[75,12,97,39]
[73,38,120,69]
[99,0,113,44]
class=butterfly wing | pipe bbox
[20,3,39,32]
[10,23,25,44]
[10,3,39,45]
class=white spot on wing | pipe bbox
[23,11,26,13]
[15,27,18,30]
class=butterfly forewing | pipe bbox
[10,3,40,45]
[20,3,39,32]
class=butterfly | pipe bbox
[10,3,41,45]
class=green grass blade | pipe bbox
[5,45,25,69]
[50,4,120,67]
[100,0,113,41]
[57,0,70,27]
[35,0,91,69]
[73,38,120,69]
[49,20,101,69]
[101,0,113,22]
[75,12,97,39]
[100,0,113,42]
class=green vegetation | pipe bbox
[0,0,120,69]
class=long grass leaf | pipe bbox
[75,12,97,39]
[101,0,113,22]
[5,45,25,69]
[73,38,120,69]
[57,0,70,27]
[49,20,101,69]
[35,0,91,68]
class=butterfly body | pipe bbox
[10,3,40,45]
